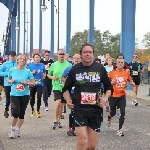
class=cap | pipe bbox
[133,55,138,58]
[9,51,16,56]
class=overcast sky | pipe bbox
[0,0,150,54]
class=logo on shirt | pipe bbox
[115,77,126,88]
[76,72,100,83]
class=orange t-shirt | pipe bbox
[108,70,132,97]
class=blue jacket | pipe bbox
[0,60,17,86]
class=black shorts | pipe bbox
[132,76,140,85]
[72,110,102,132]
[53,90,66,103]
[0,77,4,86]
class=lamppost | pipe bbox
[41,0,57,59]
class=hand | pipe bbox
[22,79,28,85]
[98,98,107,108]
[67,100,74,109]
[10,79,15,83]
[126,69,130,72]
[32,70,37,74]
[138,69,141,72]
[111,79,117,85]
[130,82,135,87]
[52,76,58,80]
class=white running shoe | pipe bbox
[15,129,21,137]
[132,100,138,106]
[45,107,48,111]
[117,130,124,136]
[9,129,16,139]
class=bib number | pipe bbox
[80,92,97,105]
[59,79,65,86]
[35,79,41,84]
[133,71,138,76]
[16,84,25,92]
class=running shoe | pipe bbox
[15,129,21,137]
[67,127,76,136]
[45,107,48,111]
[132,100,138,106]
[37,111,41,118]
[4,110,9,118]
[57,121,62,128]
[31,111,35,117]
[52,122,58,130]
[9,129,16,139]
[61,113,64,119]
[117,130,124,136]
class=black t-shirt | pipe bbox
[40,58,54,82]
[129,62,143,78]
[63,61,113,112]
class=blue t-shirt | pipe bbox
[8,67,34,96]
[28,63,46,86]
[62,66,75,94]
[62,66,72,78]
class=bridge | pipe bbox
[0,0,135,63]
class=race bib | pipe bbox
[45,64,50,70]
[133,71,138,76]
[80,92,97,105]
[16,84,25,92]
[59,79,65,86]
[35,79,41,84]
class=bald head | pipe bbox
[73,54,81,65]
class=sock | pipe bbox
[11,126,16,130]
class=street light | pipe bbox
[41,0,48,12]
[2,32,6,42]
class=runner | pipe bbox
[7,55,35,138]
[0,54,5,101]
[63,43,112,150]
[0,51,17,118]
[61,54,81,136]
[108,58,135,136]
[47,49,72,129]
[104,56,113,112]
[129,55,144,106]
[40,50,54,111]
[28,53,46,118]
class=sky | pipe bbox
[0,0,150,54]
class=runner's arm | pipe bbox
[63,69,74,103]
[101,66,113,98]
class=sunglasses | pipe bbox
[58,53,65,55]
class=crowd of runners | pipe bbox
[0,43,144,150]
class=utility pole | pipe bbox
[57,0,59,51]
[26,12,29,55]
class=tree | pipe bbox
[70,29,120,58]
[141,32,150,49]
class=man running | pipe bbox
[108,58,135,136]
[0,51,17,118]
[61,54,81,136]
[48,49,72,129]
[40,50,54,111]
[63,43,112,150]
[129,55,144,106]
[28,53,46,118]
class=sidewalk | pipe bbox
[126,84,150,105]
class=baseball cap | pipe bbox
[9,51,16,56]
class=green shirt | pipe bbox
[48,61,72,92]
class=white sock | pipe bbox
[11,126,16,130]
